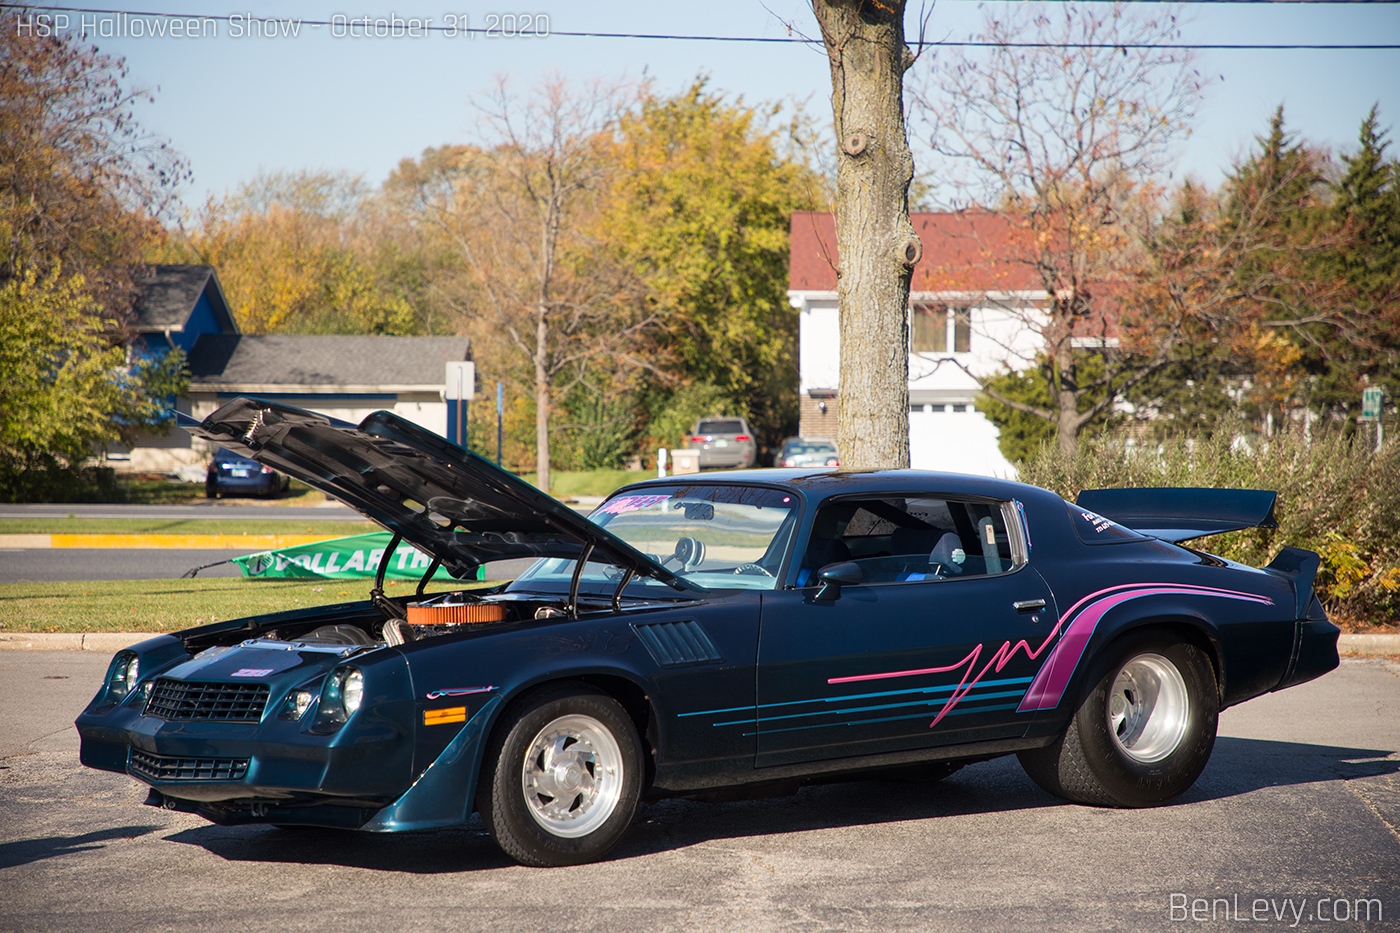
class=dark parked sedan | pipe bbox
[205,447,290,498]
[77,398,1339,867]
[772,436,840,468]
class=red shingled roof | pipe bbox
[789,210,1043,293]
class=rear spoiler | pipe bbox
[1075,487,1279,543]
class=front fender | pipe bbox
[362,695,502,832]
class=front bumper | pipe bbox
[76,641,417,826]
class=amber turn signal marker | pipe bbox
[423,706,467,726]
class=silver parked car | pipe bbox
[687,417,757,469]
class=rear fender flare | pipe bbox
[1024,597,1227,723]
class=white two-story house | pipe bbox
[788,211,1047,478]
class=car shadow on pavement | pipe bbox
[0,824,163,870]
[160,757,1062,872]
[163,817,516,873]
[154,737,1398,871]
[1184,736,1399,803]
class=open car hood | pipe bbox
[1075,487,1279,543]
[179,397,692,587]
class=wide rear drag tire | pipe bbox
[1018,631,1218,808]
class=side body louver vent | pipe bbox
[632,620,723,667]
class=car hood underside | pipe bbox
[179,397,687,587]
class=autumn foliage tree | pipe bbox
[910,2,1204,456]
[595,79,822,450]
[0,12,184,312]
[1122,108,1396,434]
[156,171,423,336]
[1,12,188,494]
[390,77,652,493]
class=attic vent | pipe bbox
[631,620,723,667]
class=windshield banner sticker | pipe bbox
[595,494,672,516]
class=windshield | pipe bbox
[509,484,799,593]
[697,420,746,435]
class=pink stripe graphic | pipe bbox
[829,628,1063,729]
[1015,584,1272,712]
[826,582,1272,727]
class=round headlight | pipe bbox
[108,653,136,700]
[124,656,140,693]
[341,670,364,715]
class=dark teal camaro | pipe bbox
[77,398,1339,866]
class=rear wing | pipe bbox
[1075,487,1278,543]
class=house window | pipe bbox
[952,307,971,353]
[912,304,946,352]
[911,304,972,354]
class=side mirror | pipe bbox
[814,561,862,601]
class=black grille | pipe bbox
[145,678,270,722]
[129,749,249,782]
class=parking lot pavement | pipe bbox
[1,655,1396,933]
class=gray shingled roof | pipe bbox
[132,264,238,333]
[186,334,470,388]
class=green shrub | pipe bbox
[0,458,125,503]
[1016,423,1400,625]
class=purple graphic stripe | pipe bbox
[1015,584,1272,713]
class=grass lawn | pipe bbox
[116,477,332,506]
[518,469,645,499]
[0,577,485,634]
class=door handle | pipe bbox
[1014,598,1046,613]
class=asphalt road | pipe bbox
[1,501,363,582]
[1,548,250,583]
[0,502,362,521]
[1,654,1396,933]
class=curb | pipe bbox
[3,631,1398,655]
[1338,633,1400,656]
[0,632,161,651]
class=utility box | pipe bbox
[670,449,701,475]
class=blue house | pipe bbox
[103,264,470,474]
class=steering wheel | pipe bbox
[732,563,774,577]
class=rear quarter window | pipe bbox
[697,420,745,434]
[1068,503,1146,544]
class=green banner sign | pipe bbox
[232,532,471,581]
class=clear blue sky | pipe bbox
[48,1,1400,207]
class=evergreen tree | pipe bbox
[1320,106,1400,413]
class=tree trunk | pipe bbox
[812,0,917,471]
[534,306,551,494]
[1052,343,1081,458]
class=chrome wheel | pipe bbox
[521,713,624,839]
[1106,652,1190,763]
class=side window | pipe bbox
[796,495,1020,587]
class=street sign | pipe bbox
[1361,386,1382,422]
[445,361,475,400]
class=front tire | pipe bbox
[1018,631,1218,808]
[478,684,643,867]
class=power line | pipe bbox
[5,4,1399,50]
